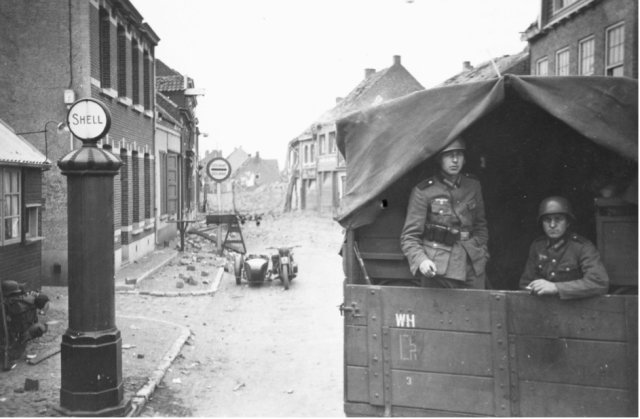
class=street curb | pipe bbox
[115,252,180,293]
[124,315,192,417]
[137,266,224,297]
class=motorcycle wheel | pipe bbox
[234,255,244,286]
[281,267,290,290]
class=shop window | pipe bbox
[1,167,21,246]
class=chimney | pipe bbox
[335,97,343,104]
[393,55,401,66]
[255,151,260,160]
[365,68,375,78]
[462,61,474,71]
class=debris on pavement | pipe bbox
[232,383,245,391]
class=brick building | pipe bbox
[155,59,203,244]
[286,55,424,214]
[0,119,50,290]
[0,0,159,285]
[523,0,638,78]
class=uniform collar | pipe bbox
[438,172,461,189]
[546,234,569,250]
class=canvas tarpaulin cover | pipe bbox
[335,75,638,228]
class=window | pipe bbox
[319,134,326,155]
[25,204,41,240]
[606,23,625,77]
[310,143,315,161]
[117,25,127,97]
[329,131,336,154]
[1,168,21,245]
[99,8,111,89]
[304,145,309,163]
[553,0,578,13]
[536,58,549,76]
[579,36,595,75]
[143,51,151,109]
[555,48,570,75]
[132,41,140,104]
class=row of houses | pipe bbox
[0,0,202,289]
[285,0,638,215]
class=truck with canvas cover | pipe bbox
[336,75,637,417]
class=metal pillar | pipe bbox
[57,142,129,416]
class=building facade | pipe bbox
[523,0,638,78]
[0,0,159,285]
[0,119,50,290]
[286,55,424,214]
[155,59,203,245]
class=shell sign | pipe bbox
[66,98,111,142]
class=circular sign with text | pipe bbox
[66,98,111,141]
[206,157,232,182]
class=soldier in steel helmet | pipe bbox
[519,196,609,299]
[400,137,489,289]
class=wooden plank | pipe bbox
[388,329,493,376]
[346,366,370,403]
[367,288,384,406]
[358,238,404,255]
[380,287,492,332]
[517,380,631,417]
[625,298,638,416]
[345,325,368,367]
[362,260,414,280]
[508,293,628,340]
[514,336,628,388]
[489,292,511,416]
[391,370,495,416]
[344,402,385,417]
[360,252,405,260]
[344,285,368,327]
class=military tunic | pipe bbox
[519,233,609,299]
[400,173,489,287]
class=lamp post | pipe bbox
[16,120,66,159]
[56,99,129,416]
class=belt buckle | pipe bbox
[460,231,470,241]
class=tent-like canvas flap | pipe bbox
[335,75,637,228]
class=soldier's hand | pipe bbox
[419,259,437,277]
[526,279,559,296]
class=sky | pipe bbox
[133,0,540,168]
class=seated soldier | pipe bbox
[519,196,609,299]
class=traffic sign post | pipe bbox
[206,158,232,254]
[57,99,129,416]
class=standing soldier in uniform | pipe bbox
[519,196,609,299]
[400,137,489,289]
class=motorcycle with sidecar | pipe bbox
[233,246,299,290]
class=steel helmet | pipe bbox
[538,196,575,222]
[1,280,23,296]
[440,137,466,154]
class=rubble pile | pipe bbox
[232,181,287,220]
[135,233,226,294]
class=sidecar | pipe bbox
[235,254,270,286]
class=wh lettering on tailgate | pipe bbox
[395,313,416,328]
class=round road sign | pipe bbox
[206,157,232,182]
[66,98,111,142]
